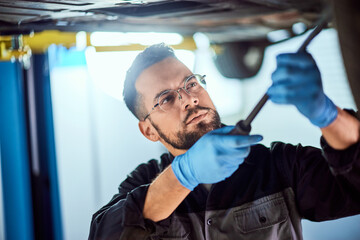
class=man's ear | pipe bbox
[138,120,160,142]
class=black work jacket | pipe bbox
[89,128,360,240]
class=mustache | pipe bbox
[183,106,213,124]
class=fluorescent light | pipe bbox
[90,32,183,46]
[193,32,210,49]
[76,31,87,50]
[292,22,307,35]
[267,29,290,42]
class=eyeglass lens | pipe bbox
[158,75,206,112]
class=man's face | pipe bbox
[136,57,221,155]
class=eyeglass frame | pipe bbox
[143,74,206,121]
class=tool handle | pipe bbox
[230,8,331,136]
[229,93,268,135]
[298,9,331,53]
[229,120,251,135]
[244,93,269,125]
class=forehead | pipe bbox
[135,57,192,103]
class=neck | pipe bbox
[170,148,187,157]
[160,140,188,157]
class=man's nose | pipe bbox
[177,88,199,110]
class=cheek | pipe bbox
[200,92,216,109]
[154,113,183,132]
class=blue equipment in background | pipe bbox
[0,53,63,240]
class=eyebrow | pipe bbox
[152,74,194,102]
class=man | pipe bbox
[89,43,360,240]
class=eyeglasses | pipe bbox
[143,74,206,121]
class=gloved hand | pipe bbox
[267,52,338,128]
[171,126,263,190]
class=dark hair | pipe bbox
[123,43,176,120]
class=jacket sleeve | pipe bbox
[272,110,360,221]
[88,158,166,240]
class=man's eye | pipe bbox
[186,82,197,90]
[160,94,174,105]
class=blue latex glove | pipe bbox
[267,52,338,128]
[171,126,263,190]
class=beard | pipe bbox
[150,106,221,150]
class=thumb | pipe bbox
[218,134,263,148]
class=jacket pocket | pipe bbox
[233,196,289,233]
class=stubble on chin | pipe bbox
[175,108,221,149]
[150,107,221,150]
